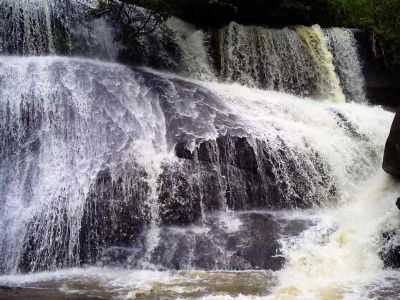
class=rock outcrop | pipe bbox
[381,112,400,270]
[383,111,400,177]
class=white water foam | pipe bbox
[269,172,400,300]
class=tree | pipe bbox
[91,0,169,38]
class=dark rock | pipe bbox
[383,112,400,177]
[397,198,400,210]
[353,30,400,107]
[99,247,134,267]
[382,231,400,268]
[170,134,335,213]
[158,164,202,225]
[175,142,194,160]
[226,213,285,271]
[132,211,308,271]
[79,165,150,264]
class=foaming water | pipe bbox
[0,56,397,299]
[202,80,391,198]
[271,172,400,300]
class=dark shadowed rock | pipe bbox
[173,134,335,214]
[382,231,400,268]
[79,166,150,264]
[175,142,194,160]
[353,30,400,107]
[383,112,400,177]
[158,164,202,225]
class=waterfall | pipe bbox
[295,25,345,103]
[218,22,320,98]
[325,28,367,103]
[0,57,170,272]
[0,0,127,61]
[0,1,367,103]
[166,17,215,80]
[217,23,358,103]
[0,0,55,54]
[0,55,392,274]
[0,2,399,300]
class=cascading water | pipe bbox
[0,0,367,102]
[166,17,216,81]
[0,0,103,55]
[325,28,367,103]
[217,22,360,103]
[218,22,320,97]
[273,172,400,300]
[0,57,172,272]
[295,25,345,103]
[0,1,399,300]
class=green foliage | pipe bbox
[333,0,400,67]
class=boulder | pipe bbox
[383,112,400,177]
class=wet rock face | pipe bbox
[129,212,297,271]
[18,165,150,272]
[18,198,73,273]
[172,134,335,216]
[382,231,400,268]
[383,112,400,177]
[79,166,150,264]
[158,164,203,225]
